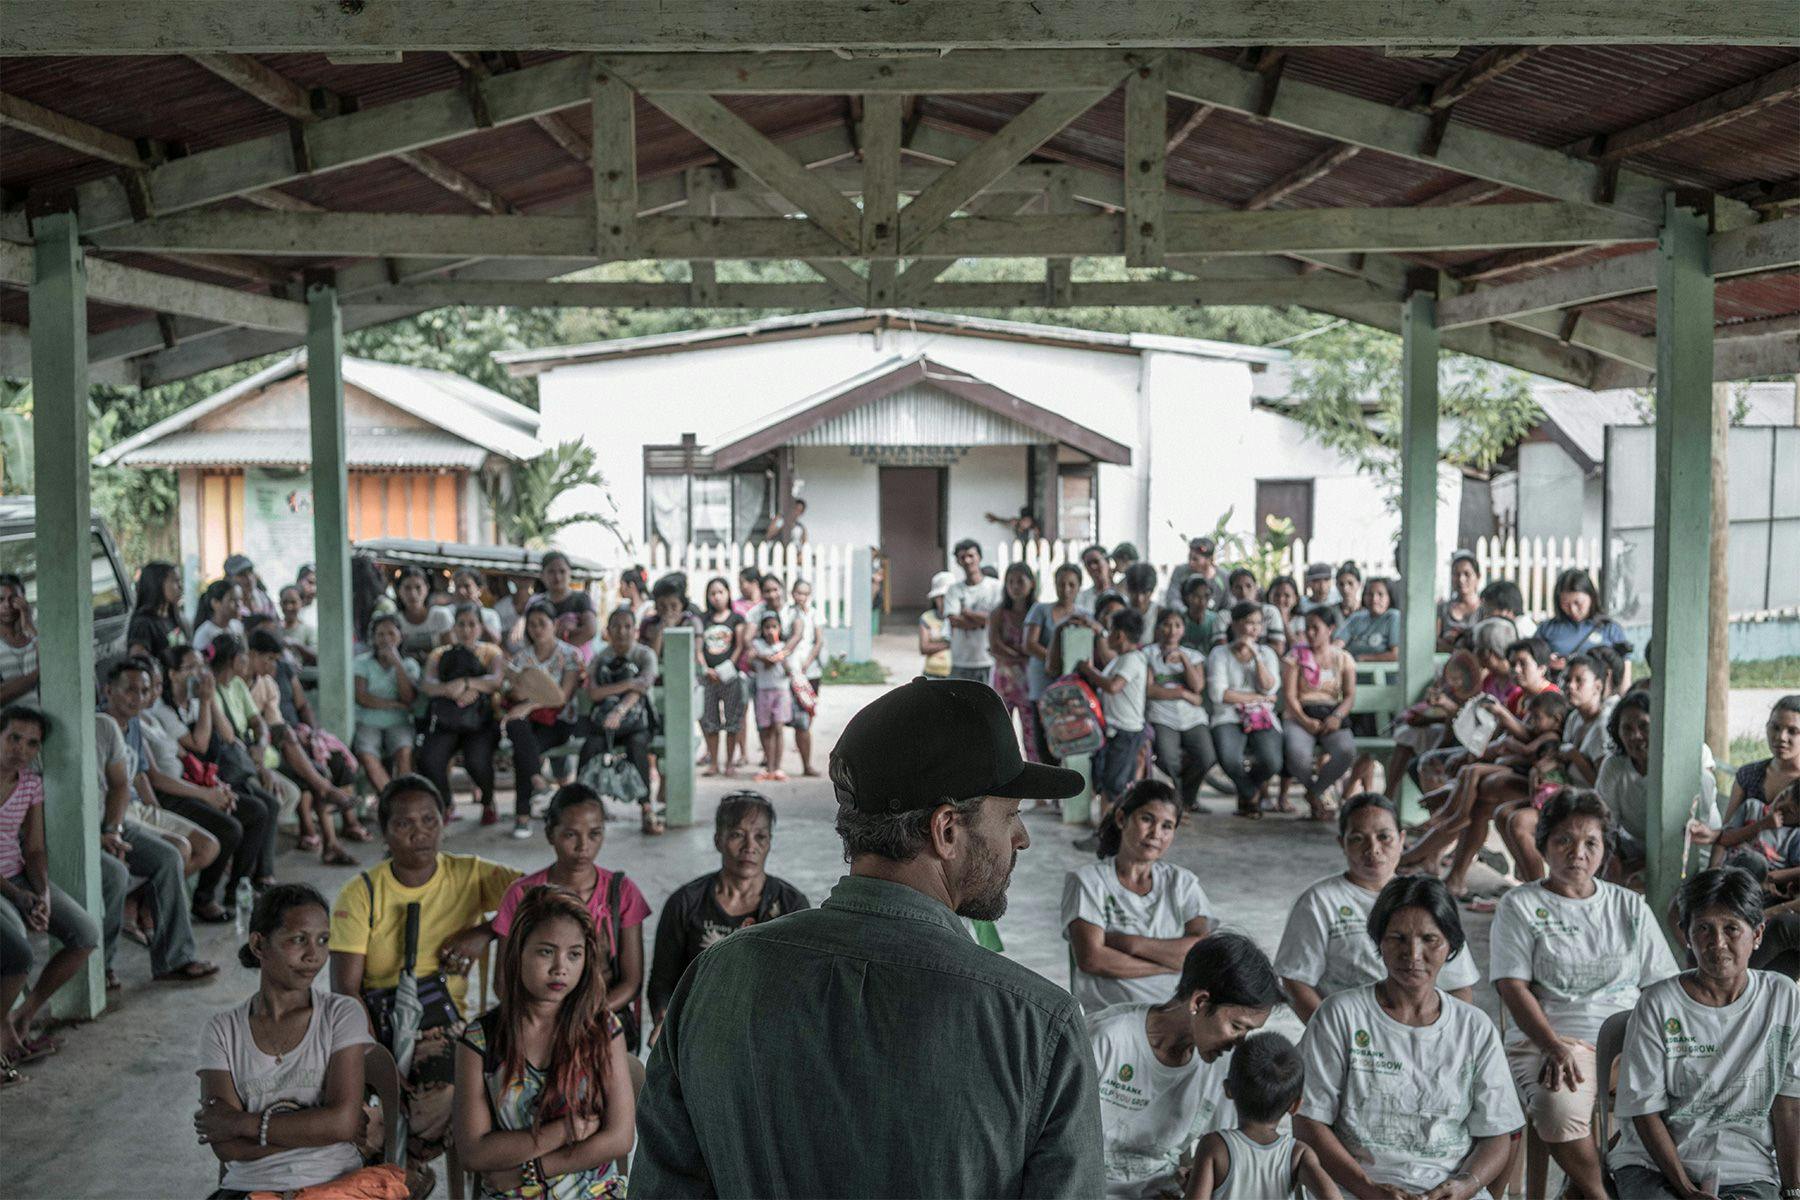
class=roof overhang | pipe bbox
[703,354,1132,470]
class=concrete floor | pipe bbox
[8,631,1507,1199]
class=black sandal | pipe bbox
[0,1057,25,1089]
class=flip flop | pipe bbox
[341,826,374,843]
[191,902,233,924]
[154,960,220,983]
[0,1058,24,1089]
[122,925,150,948]
[12,1031,59,1063]
[296,833,322,852]
[320,846,359,867]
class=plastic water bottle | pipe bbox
[234,879,255,941]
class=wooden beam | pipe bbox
[591,70,638,258]
[1424,46,1533,109]
[1124,59,1168,266]
[145,251,292,287]
[1164,50,1757,232]
[1242,144,1360,210]
[1164,102,1214,154]
[1416,178,1512,207]
[1437,215,1800,327]
[188,52,315,121]
[11,2,1793,52]
[600,49,1150,93]
[899,87,1117,253]
[0,241,306,332]
[0,89,142,167]
[1595,60,1800,162]
[396,150,514,214]
[643,90,865,252]
[534,112,591,164]
[87,202,1659,262]
[1452,243,1599,282]
[861,93,902,304]
[15,52,592,236]
[238,188,324,213]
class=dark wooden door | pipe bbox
[1256,479,1315,542]
[880,467,945,608]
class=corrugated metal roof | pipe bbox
[95,350,546,467]
[112,428,489,470]
[790,379,1043,447]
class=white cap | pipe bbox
[927,570,955,600]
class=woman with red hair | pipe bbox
[452,886,635,1197]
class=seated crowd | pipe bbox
[0,541,1795,1200]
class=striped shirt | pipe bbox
[0,770,43,879]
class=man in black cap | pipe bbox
[632,678,1102,1199]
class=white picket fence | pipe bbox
[631,540,860,630]
[984,534,1602,621]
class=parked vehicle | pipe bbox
[0,496,135,665]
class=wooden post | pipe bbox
[1705,382,1731,760]
[1647,197,1713,930]
[1059,623,1096,826]
[1399,288,1440,709]
[29,210,104,1018]
[661,625,696,827]
[306,282,354,742]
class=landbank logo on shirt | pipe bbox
[1661,1015,1719,1059]
[1098,1064,1149,1112]
[1119,1063,1134,1082]
[1354,1029,1371,1048]
[1348,1028,1404,1076]
[1339,904,1356,919]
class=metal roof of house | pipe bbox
[94,350,546,468]
[494,306,1290,376]
[1530,378,1797,473]
[702,352,1132,468]
[109,427,489,470]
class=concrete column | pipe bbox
[849,545,874,661]
[1646,198,1714,927]
[1058,623,1096,826]
[660,625,696,827]
[306,283,354,742]
[29,211,104,1018]
[1398,289,1440,708]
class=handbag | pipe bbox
[357,873,462,1049]
[1237,702,1276,732]
[180,752,220,789]
[578,748,649,806]
[427,643,491,735]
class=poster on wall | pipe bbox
[243,468,316,592]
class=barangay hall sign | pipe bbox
[847,443,971,467]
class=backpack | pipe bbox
[1037,674,1106,759]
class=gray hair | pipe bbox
[835,796,984,864]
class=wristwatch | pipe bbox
[104,823,126,837]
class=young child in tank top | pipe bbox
[1187,1032,1341,1200]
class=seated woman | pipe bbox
[1281,607,1358,822]
[0,707,100,1078]
[579,608,661,835]
[1266,574,1303,649]
[192,579,245,655]
[212,633,338,861]
[1085,934,1284,1198]
[1490,790,1678,1200]
[1146,607,1215,815]
[453,886,635,1199]
[1222,568,1287,655]
[1296,875,1523,1200]
[1277,793,1479,1023]
[127,560,189,660]
[246,629,369,851]
[352,613,419,794]
[648,790,809,1046]
[492,785,650,1051]
[1598,690,1720,884]
[1335,576,1400,663]
[196,883,400,1200]
[1703,695,1800,875]
[1493,649,1621,884]
[1207,603,1284,820]
[1609,867,1800,1200]
[1061,780,1212,1014]
[417,604,507,824]
[1536,568,1631,681]
[330,775,520,1167]
[393,566,454,669]
[500,600,585,839]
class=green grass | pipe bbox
[1725,735,1766,772]
[1730,657,1800,689]
[820,656,889,686]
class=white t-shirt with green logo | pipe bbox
[1062,860,1212,1013]
[1274,874,1482,1000]
[1489,879,1678,1047]
[1087,1001,1234,1200]
[1299,984,1523,1196]
[1611,970,1800,1188]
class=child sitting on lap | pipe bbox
[1188,1032,1340,1200]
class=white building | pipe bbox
[499,308,1441,606]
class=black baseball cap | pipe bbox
[829,678,1086,813]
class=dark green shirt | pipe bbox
[632,874,1105,1199]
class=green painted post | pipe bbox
[306,284,354,743]
[1646,198,1714,930]
[1058,623,1095,826]
[29,212,104,1018]
[661,625,696,826]
[1398,289,1440,712]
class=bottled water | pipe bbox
[234,878,255,941]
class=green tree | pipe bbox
[484,439,625,551]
